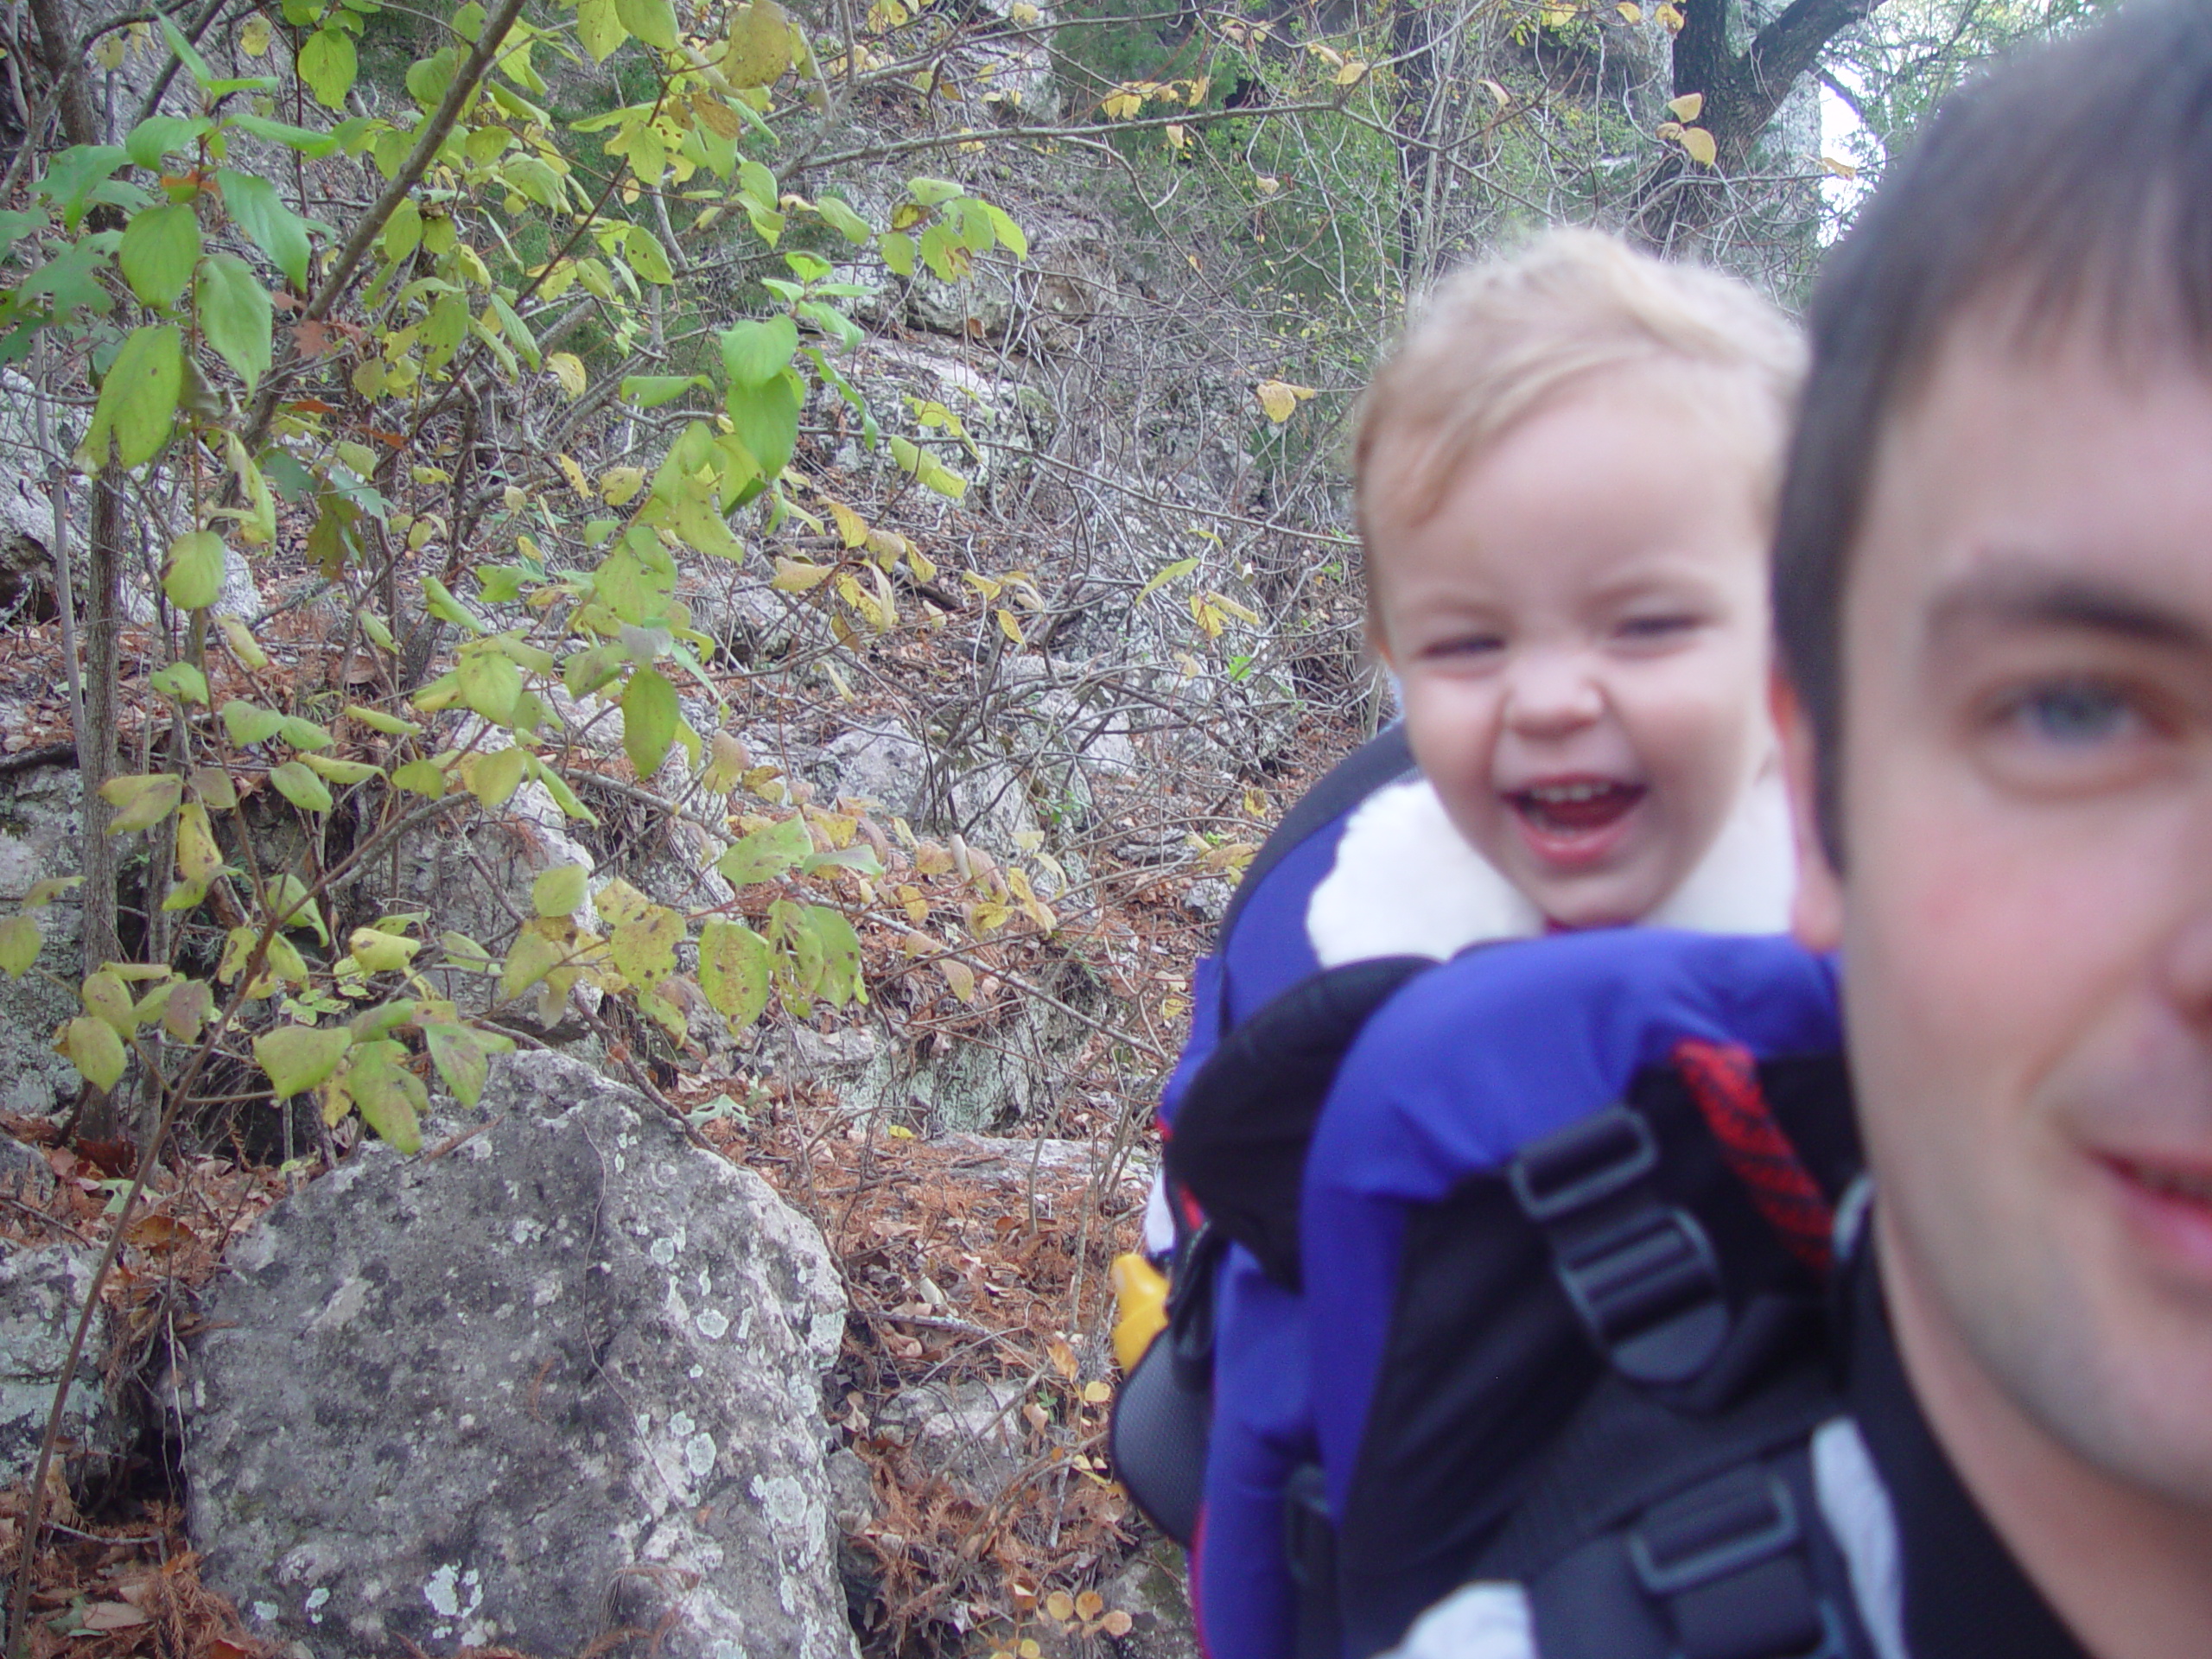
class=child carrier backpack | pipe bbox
[1111,726,1417,1547]
[1160,930,1857,1659]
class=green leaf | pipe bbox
[194,251,270,391]
[726,372,798,480]
[421,575,483,632]
[576,0,627,60]
[158,10,219,88]
[621,666,678,779]
[40,145,127,231]
[64,1015,126,1091]
[217,170,312,289]
[528,759,598,823]
[0,915,41,977]
[620,373,697,408]
[697,919,770,1025]
[149,662,210,703]
[880,231,915,277]
[532,862,588,918]
[85,325,181,469]
[615,0,678,48]
[228,112,340,158]
[338,1039,427,1152]
[162,528,226,610]
[906,176,962,207]
[221,700,284,746]
[458,649,522,723]
[277,716,333,750]
[715,813,812,886]
[624,223,674,284]
[467,746,527,807]
[124,115,210,170]
[980,200,1027,259]
[424,1020,512,1108]
[255,1024,353,1099]
[817,194,871,245]
[392,758,447,798]
[721,315,798,388]
[270,760,334,812]
[345,703,420,736]
[298,27,359,109]
[804,903,865,1007]
[99,772,183,832]
[300,752,381,785]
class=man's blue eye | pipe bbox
[2019,684,2130,744]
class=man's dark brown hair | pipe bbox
[1773,0,2212,857]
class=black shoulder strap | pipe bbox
[1165,956,1435,1291]
[1217,723,1414,946]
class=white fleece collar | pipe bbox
[1306,766,1796,969]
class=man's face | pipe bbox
[1370,367,1775,928]
[1790,321,2212,1505]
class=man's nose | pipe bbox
[1502,652,1605,736]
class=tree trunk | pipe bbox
[75,478,124,1141]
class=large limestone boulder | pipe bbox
[183,1051,855,1659]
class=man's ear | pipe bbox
[1772,670,1844,951]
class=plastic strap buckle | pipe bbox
[1628,1466,1842,1659]
[1510,1106,1728,1386]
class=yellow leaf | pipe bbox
[1540,3,1576,25]
[1010,0,1039,19]
[1306,41,1343,67]
[936,957,976,1002]
[1615,1,1641,18]
[1821,155,1859,178]
[1482,78,1512,106]
[1243,786,1268,817]
[1665,92,1704,122]
[1334,60,1367,86]
[548,352,587,399]
[600,466,645,505]
[996,607,1024,645]
[1680,125,1718,166]
[1654,1,1684,29]
[556,453,591,498]
[828,500,868,548]
[1165,123,1187,150]
[1656,119,1684,141]
[1254,379,1317,423]
[1047,1336,1078,1378]
[1046,1592,1077,1624]
[772,557,837,592]
[239,15,271,54]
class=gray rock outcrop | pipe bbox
[184,1051,855,1659]
[0,763,86,1116]
[0,1245,118,1487]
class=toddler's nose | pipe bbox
[1502,652,1605,735]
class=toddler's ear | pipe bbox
[1771,671,1844,950]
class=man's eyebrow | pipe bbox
[1926,560,2210,652]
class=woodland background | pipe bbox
[0,0,2106,1652]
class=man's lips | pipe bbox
[2101,1152,2212,1275]
[1503,779,1646,871]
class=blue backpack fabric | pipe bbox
[1112,728,1416,1552]
[1157,724,1415,1135]
[1300,931,1851,1657]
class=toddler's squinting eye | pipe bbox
[1617,613,1699,640]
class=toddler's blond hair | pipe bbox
[1355,229,1806,603]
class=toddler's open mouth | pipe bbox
[1505,779,1647,868]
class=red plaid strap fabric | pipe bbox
[1672,1039,1835,1276]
